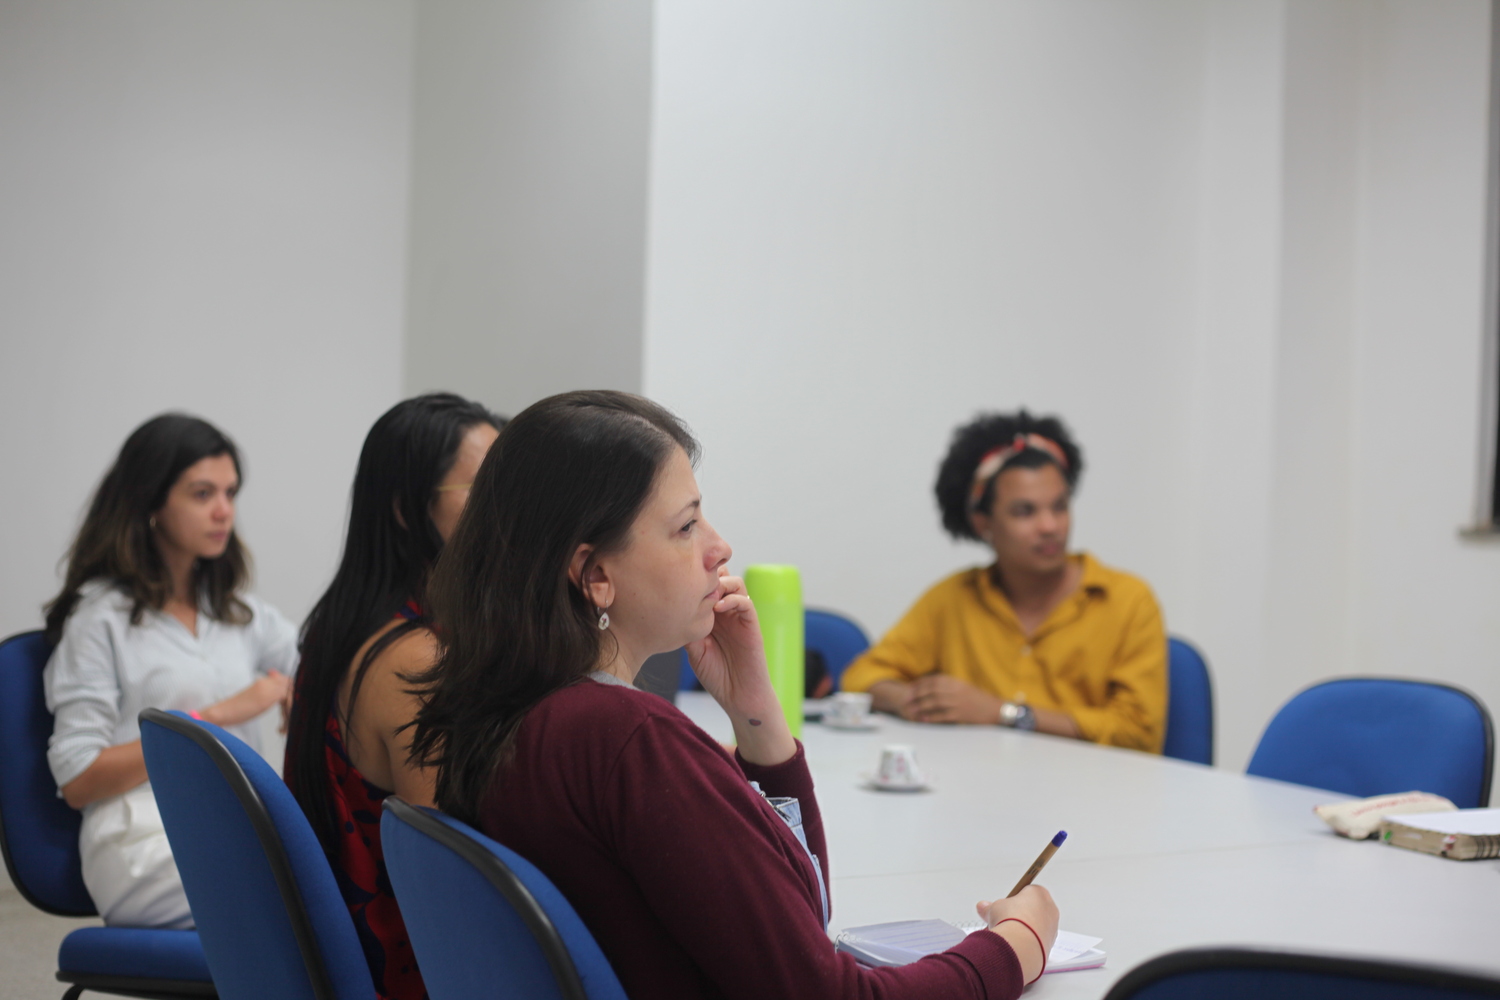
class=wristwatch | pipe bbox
[999,701,1037,731]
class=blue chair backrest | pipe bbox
[381,797,627,1000]
[139,708,375,1000]
[804,609,871,691]
[1103,946,1500,1000]
[1162,637,1214,765]
[1247,678,1494,807]
[0,629,95,916]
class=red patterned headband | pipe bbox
[968,433,1069,510]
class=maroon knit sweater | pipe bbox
[478,678,1024,1000]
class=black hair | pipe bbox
[285,391,504,858]
[934,409,1084,542]
[408,390,699,825]
[45,413,249,643]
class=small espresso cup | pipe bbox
[876,744,923,787]
[826,691,873,727]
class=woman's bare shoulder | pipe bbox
[374,623,440,668]
[346,623,439,726]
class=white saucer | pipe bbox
[823,716,880,731]
[859,771,932,793]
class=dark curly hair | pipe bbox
[934,410,1084,541]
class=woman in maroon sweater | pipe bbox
[410,390,1059,1000]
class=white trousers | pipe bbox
[79,783,193,929]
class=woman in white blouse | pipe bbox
[43,414,299,928]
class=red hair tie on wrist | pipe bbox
[993,918,1047,985]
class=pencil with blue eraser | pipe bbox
[1007,830,1067,897]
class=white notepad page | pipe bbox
[1384,808,1500,835]
[835,919,1104,972]
[961,923,1103,969]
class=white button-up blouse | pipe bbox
[44,579,300,796]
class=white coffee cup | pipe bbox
[876,744,924,787]
[826,691,873,727]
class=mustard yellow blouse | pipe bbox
[841,553,1167,752]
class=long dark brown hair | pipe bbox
[286,392,503,857]
[44,413,251,644]
[408,390,698,824]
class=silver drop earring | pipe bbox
[149,516,157,530]
[597,609,610,630]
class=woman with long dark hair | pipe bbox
[44,413,299,928]
[285,392,502,1000]
[409,390,1058,999]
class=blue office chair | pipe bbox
[138,709,374,1000]
[804,609,871,691]
[1102,946,1500,999]
[1247,678,1493,807]
[0,630,215,1000]
[1162,637,1214,765]
[381,797,627,1000]
[676,647,698,691]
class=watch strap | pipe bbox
[999,700,1038,731]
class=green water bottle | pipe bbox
[744,564,804,738]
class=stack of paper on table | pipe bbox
[835,919,1105,972]
[1378,808,1500,861]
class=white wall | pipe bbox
[0,1,415,639]
[1210,0,1500,778]
[645,0,1206,620]
[1341,3,1498,761]
[644,0,1500,785]
[1173,0,1288,773]
[403,0,654,415]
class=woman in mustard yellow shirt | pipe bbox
[841,411,1167,752]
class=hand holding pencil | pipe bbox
[975,831,1067,984]
[1009,830,1067,897]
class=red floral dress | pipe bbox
[323,601,427,1000]
[325,711,425,1000]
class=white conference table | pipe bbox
[676,692,1500,998]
